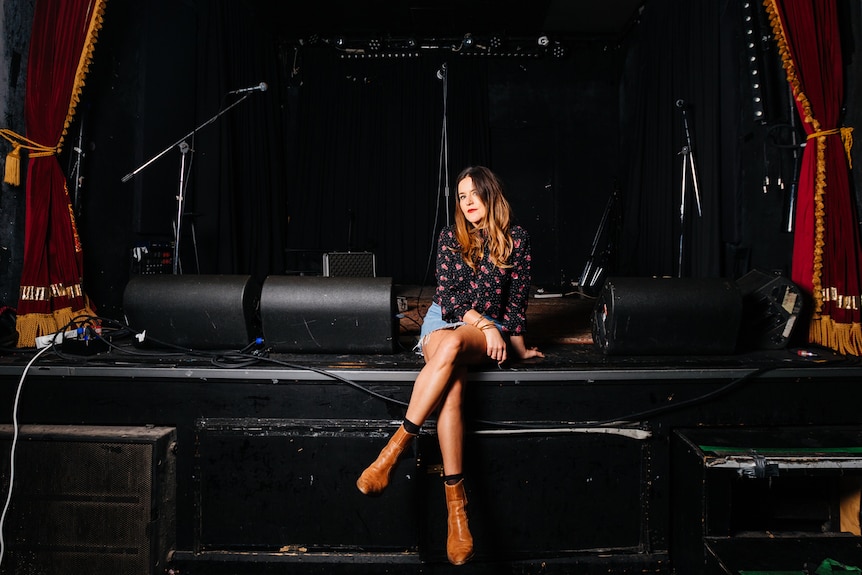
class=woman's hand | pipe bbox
[482,325,507,364]
[509,335,544,361]
[465,310,509,363]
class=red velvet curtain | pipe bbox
[765,0,862,355]
[11,0,107,347]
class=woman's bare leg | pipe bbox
[405,326,486,428]
[356,326,485,497]
[417,328,483,567]
[436,368,467,475]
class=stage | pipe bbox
[1,285,861,575]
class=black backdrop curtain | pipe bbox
[79,0,613,319]
[288,48,490,285]
[618,0,740,278]
[190,1,289,283]
[191,4,491,286]
[86,0,291,288]
[79,0,760,319]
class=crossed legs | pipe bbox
[356,325,487,565]
[356,325,487,495]
[406,324,486,474]
[408,325,485,565]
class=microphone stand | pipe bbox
[173,141,190,274]
[437,63,450,226]
[783,82,800,233]
[677,100,702,277]
[71,116,85,218]
[120,94,253,274]
[578,186,618,295]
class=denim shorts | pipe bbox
[415,302,502,356]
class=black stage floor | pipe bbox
[0,285,855,378]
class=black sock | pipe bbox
[443,473,463,485]
[402,418,421,435]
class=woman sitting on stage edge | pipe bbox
[356,165,544,565]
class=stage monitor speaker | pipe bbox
[123,274,262,349]
[735,269,803,350]
[591,277,743,355]
[0,425,176,575]
[260,276,396,353]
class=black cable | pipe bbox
[243,352,409,407]
[472,366,776,431]
[23,315,853,433]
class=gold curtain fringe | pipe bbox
[764,0,827,313]
[63,0,108,148]
[15,302,98,349]
[809,315,862,356]
[14,312,58,349]
[763,0,816,128]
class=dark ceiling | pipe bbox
[261,0,645,41]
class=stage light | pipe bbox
[326,34,554,60]
[741,0,766,122]
[551,41,567,58]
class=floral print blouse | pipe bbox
[432,224,532,334]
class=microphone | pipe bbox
[436,63,447,80]
[229,82,268,94]
[676,99,686,108]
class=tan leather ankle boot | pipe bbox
[445,479,474,565]
[356,426,415,495]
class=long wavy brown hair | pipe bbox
[453,166,514,270]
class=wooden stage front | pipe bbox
[1,284,861,575]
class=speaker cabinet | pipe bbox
[123,274,262,349]
[0,425,176,575]
[671,426,862,573]
[260,276,396,353]
[592,277,743,355]
[194,418,417,551]
[735,270,803,350]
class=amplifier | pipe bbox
[735,270,803,350]
[323,251,376,277]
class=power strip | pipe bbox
[35,329,80,349]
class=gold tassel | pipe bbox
[4,145,21,186]
[15,312,59,349]
[841,126,854,169]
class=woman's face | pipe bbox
[457,176,487,227]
